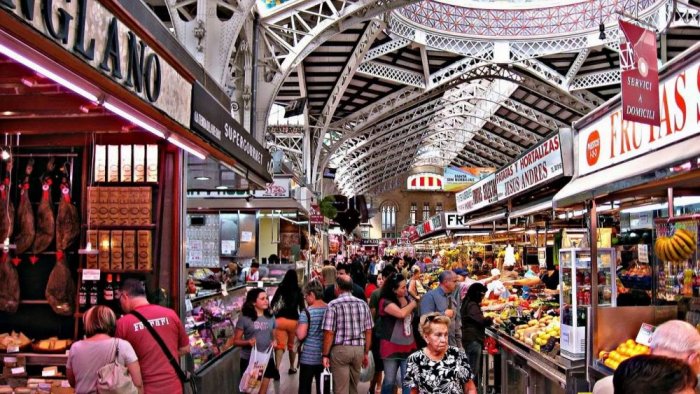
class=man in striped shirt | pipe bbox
[321,275,373,394]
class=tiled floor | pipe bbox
[271,352,373,394]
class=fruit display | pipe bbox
[598,339,650,370]
[511,315,560,351]
[655,228,697,262]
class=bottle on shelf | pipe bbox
[89,281,99,307]
[114,274,122,301]
[79,281,88,311]
[104,274,114,303]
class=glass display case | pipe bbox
[559,248,617,359]
[185,285,246,372]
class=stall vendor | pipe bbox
[503,253,559,298]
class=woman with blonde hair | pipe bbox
[67,305,143,393]
[405,313,476,394]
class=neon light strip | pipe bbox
[167,136,206,160]
[102,102,166,139]
[0,43,98,103]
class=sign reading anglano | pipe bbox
[578,58,700,176]
[456,173,497,215]
[1,0,192,127]
[495,135,563,200]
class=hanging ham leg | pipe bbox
[45,250,74,316]
[32,159,55,254]
[55,163,79,251]
[0,252,19,314]
[0,161,15,243]
[15,159,35,254]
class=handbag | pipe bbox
[96,339,138,394]
[130,310,197,394]
[239,346,273,394]
[320,367,333,394]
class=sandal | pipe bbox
[288,368,297,374]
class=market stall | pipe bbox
[552,41,700,385]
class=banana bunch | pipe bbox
[655,229,697,262]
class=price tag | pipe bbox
[638,244,649,263]
[7,345,19,353]
[61,381,72,388]
[185,299,193,312]
[221,283,228,297]
[257,281,263,288]
[3,357,17,363]
[11,366,25,375]
[83,269,101,281]
[635,323,656,346]
[42,369,56,377]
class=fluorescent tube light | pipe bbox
[103,102,166,138]
[167,136,206,160]
[0,43,98,103]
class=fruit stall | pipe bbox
[552,42,700,388]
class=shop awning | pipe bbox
[466,209,507,226]
[553,132,700,208]
[509,199,553,219]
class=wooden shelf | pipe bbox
[82,224,156,230]
[12,352,68,366]
[78,268,152,274]
[19,300,49,305]
[91,182,158,187]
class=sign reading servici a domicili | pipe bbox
[0,0,192,127]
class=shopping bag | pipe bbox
[320,367,333,394]
[239,346,273,394]
[359,351,374,382]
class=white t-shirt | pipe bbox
[67,338,138,394]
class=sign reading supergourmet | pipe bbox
[495,135,563,200]
[191,83,272,182]
[455,173,497,215]
[456,135,564,215]
[0,0,192,127]
[579,57,700,176]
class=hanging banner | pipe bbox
[310,204,324,225]
[455,173,497,215]
[619,19,660,127]
[443,167,495,192]
[495,135,563,200]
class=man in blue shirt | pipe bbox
[420,270,462,348]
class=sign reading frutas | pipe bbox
[578,58,700,176]
[495,135,563,200]
[0,0,192,127]
[619,19,660,127]
[455,173,497,214]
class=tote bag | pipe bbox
[239,346,273,394]
[320,367,333,394]
[96,339,138,394]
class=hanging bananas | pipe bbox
[655,228,697,262]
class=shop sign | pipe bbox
[578,58,700,176]
[0,0,192,127]
[455,173,497,215]
[309,204,324,225]
[191,83,272,182]
[403,226,420,242]
[361,239,379,246]
[254,177,290,198]
[444,212,467,229]
[443,166,494,193]
[495,135,563,200]
[619,19,660,127]
[429,214,443,232]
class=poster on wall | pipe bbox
[221,240,236,255]
[619,19,660,127]
[255,177,291,198]
[443,166,495,192]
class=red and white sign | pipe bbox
[309,204,324,225]
[254,177,290,198]
[495,135,563,200]
[456,173,497,214]
[619,19,660,127]
[578,58,700,176]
